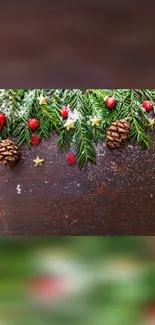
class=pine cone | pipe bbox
[106,118,131,149]
[0,139,20,166]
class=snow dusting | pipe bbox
[16,184,22,195]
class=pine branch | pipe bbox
[126,90,151,148]
[74,119,96,168]
[57,128,74,152]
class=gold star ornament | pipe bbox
[33,156,44,167]
[64,120,74,131]
[38,94,48,105]
[90,116,101,127]
[149,118,155,129]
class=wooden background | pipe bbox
[0,132,155,236]
[0,0,155,88]
[0,1,155,235]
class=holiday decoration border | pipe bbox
[0,89,154,168]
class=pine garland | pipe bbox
[0,89,154,167]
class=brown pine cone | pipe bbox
[106,118,131,149]
[0,139,20,166]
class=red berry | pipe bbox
[28,118,40,131]
[30,135,40,146]
[0,113,6,131]
[67,154,76,165]
[106,97,117,109]
[60,107,69,119]
[142,100,153,112]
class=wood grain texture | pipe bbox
[0,132,155,236]
[0,0,155,87]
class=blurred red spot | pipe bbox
[143,303,155,324]
[29,275,67,301]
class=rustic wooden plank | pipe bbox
[0,132,155,235]
[0,1,155,87]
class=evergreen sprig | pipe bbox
[74,119,96,168]
[0,89,154,167]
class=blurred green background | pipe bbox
[0,237,155,325]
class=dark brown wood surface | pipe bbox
[0,0,155,88]
[0,132,155,236]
